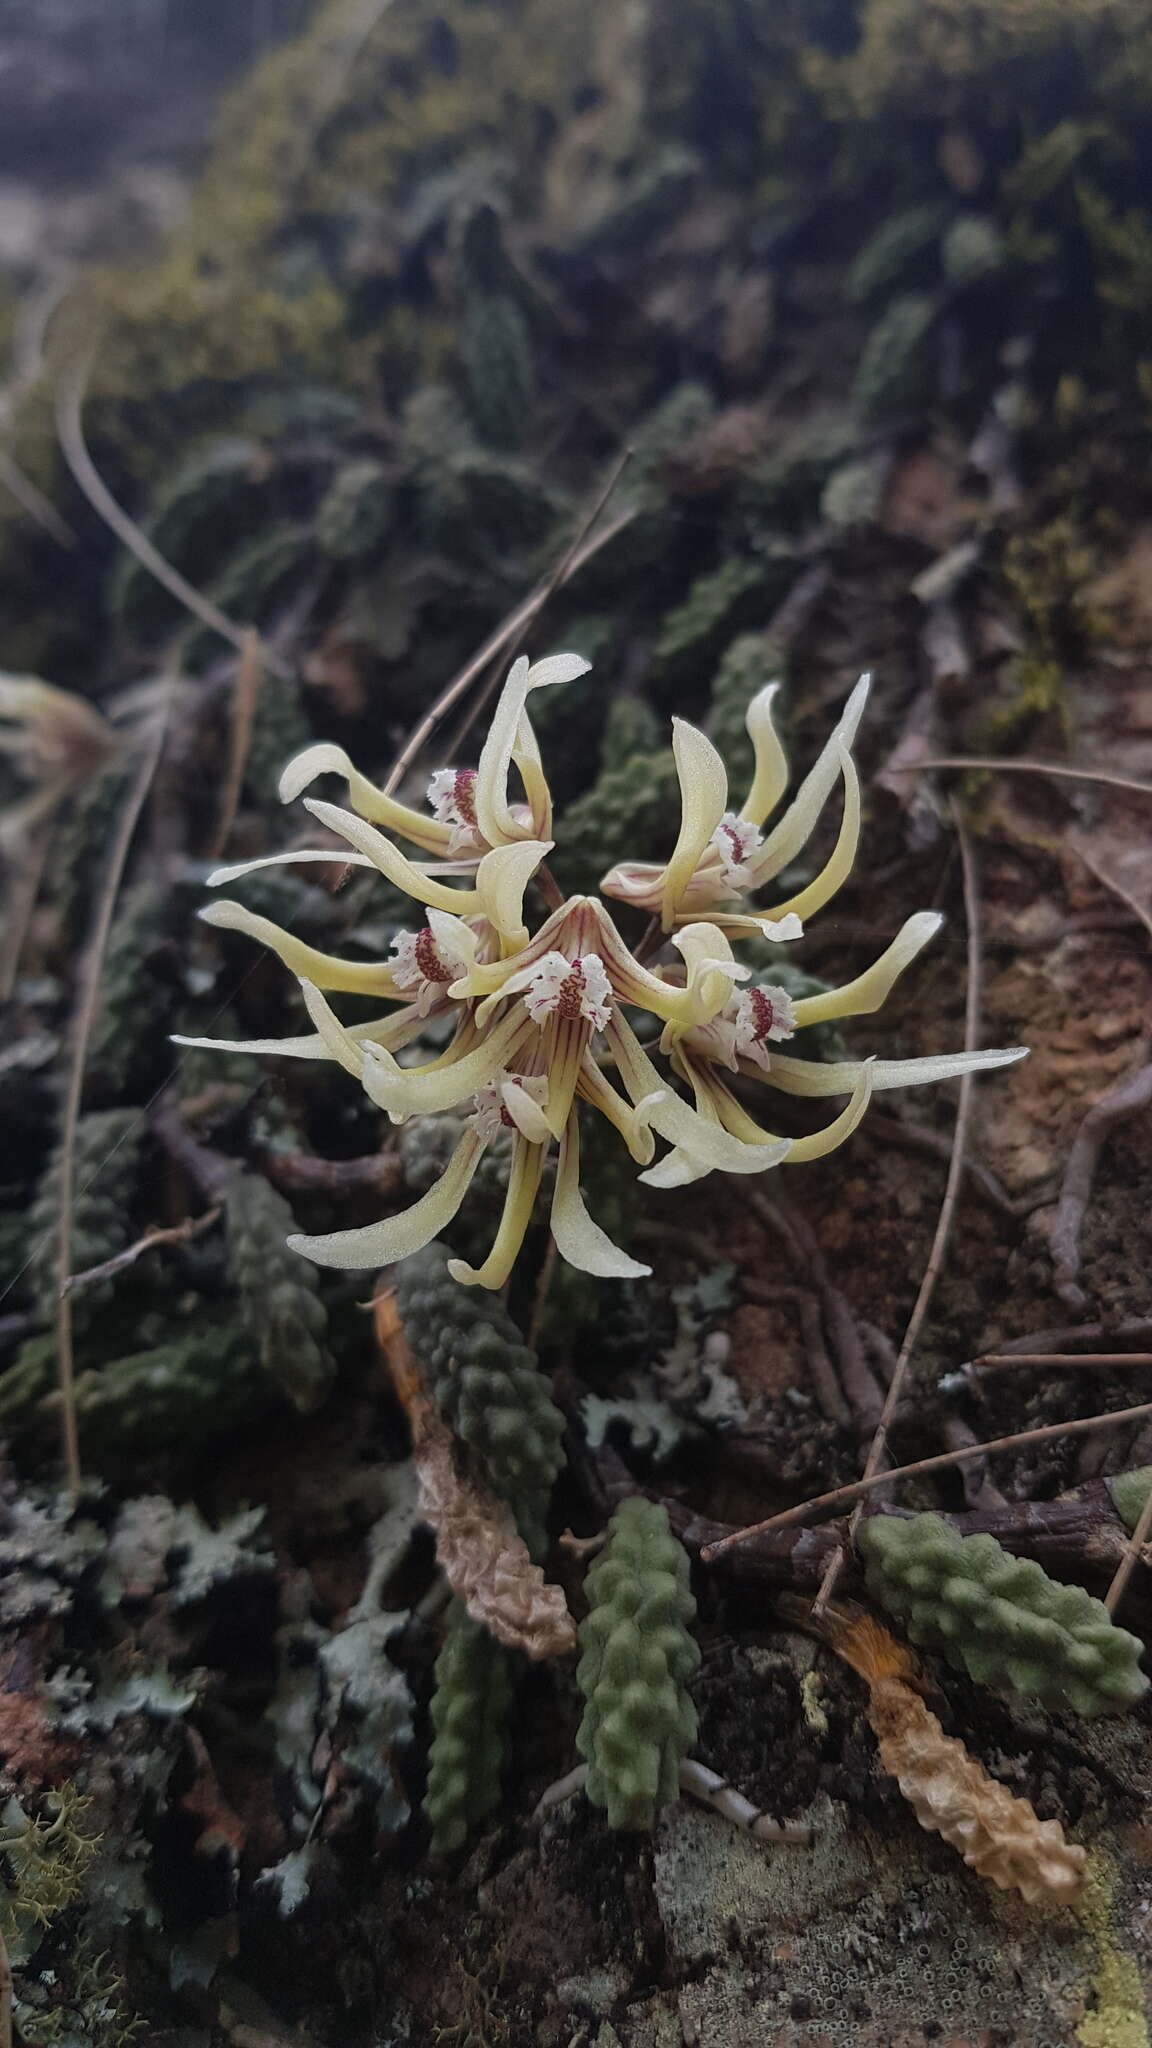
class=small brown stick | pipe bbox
[896,756,1152,802]
[700,1398,1152,1559]
[381,474,635,800]
[261,1149,405,1197]
[62,1206,221,1295]
[208,631,266,860]
[439,446,635,768]
[1104,1479,1152,1617]
[1049,1062,1152,1310]
[969,1352,1152,1375]
[54,696,171,1497]
[814,803,985,1615]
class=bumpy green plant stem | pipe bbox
[576,1497,700,1830]
[859,1511,1147,1717]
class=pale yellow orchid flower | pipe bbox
[178,649,1027,1292]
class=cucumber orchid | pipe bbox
[176,654,1026,1290]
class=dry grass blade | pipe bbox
[898,755,1152,801]
[700,1398,1152,1557]
[1104,1476,1152,1617]
[53,691,173,1496]
[813,802,985,1614]
[381,474,634,799]
[55,345,289,677]
[971,1353,1152,1374]
[208,631,266,861]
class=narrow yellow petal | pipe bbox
[763,1046,1028,1097]
[791,911,941,1024]
[172,1006,428,1063]
[279,741,452,853]
[475,839,553,950]
[298,979,365,1077]
[289,1132,485,1270]
[512,712,552,839]
[447,1136,547,1289]
[550,1115,651,1279]
[475,652,590,847]
[711,1059,875,1161]
[199,900,401,995]
[661,719,730,931]
[741,682,789,826]
[540,1016,593,1139]
[303,798,482,915]
[754,742,860,921]
[361,1007,533,1122]
[576,1053,658,1165]
[749,671,871,885]
[207,848,376,885]
[607,1016,792,1183]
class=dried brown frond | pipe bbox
[868,1678,1086,1907]
[415,1417,576,1661]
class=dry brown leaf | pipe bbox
[821,1608,1086,1907]
[415,1418,576,1661]
[868,1678,1086,1906]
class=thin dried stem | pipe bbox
[970,1352,1152,1374]
[899,755,1152,802]
[54,700,172,1496]
[700,1398,1152,1560]
[440,446,634,765]
[62,1207,221,1297]
[813,804,984,1616]
[55,346,289,675]
[1104,1478,1152,1617]
[381,480,634,799]
[208,631,265,860]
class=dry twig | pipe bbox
[62,1207,221,1296]
[208,631,266,861]
[1104,1478,1152,1618]
[701,1398,1152,1559]
[898,755,1152,802]
[54,696,172,1495]
[55,347,289,675]
[814,802,986,1614]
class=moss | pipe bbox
[852,292,940,427]
[652,558,786,700]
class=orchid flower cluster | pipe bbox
[177,655,1025,1291]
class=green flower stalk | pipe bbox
[176,653,1026,1290]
